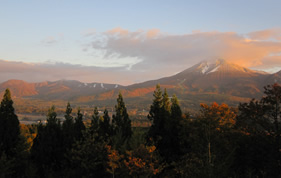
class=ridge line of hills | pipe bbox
[1,59,280,112]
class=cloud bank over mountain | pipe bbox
[1,28,281,85]
[87,28,281,72]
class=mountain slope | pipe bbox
[0,80,123,100]
[0,80,38,97]
[125,59,269,98]
[0,59,279,112]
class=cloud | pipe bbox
[106,27,129,36]
[41,34,64,45]
[146,29,160,39]
[82,28,96,37]
[248,28,281,41]
[87,28,281,73]
[0,60,152,85]
[2,28,281,85]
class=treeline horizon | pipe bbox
[1,83,281,177]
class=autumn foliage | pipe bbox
[1,84,281,177]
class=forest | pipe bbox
[0,83,281,178]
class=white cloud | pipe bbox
[2,28,281,85]
[87,28,281,73]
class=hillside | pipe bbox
[1,59,280,113]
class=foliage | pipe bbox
[106,145,123,177]
[124,144,162,177]
[235,83,281,177]
[147,86,186,164]
[67,131,109,178]
[2,84,281,177]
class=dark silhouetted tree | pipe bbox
[235,83,281,177]
[90,106,100,134]
[62,102,75,150]
[31,106,63,176]
[98,109,112,141]
[73,108,85,141]
[0,89,20,157]
[112,92,132,150]
[147,84,163,144]
[0,89,28,177]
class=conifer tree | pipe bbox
[0,89,27,177]
[98,109,112,140]
[112,92,132,147]
[167,95,183,159]
[64,102,73,123]
[0,89,20,157]
[148,84,163,121]
[73,108,85,141]
[148,87,186,163]
[90,106,100,134]
[262,83,281,135]
[162,88,171,113]
[236,84,281,177]
[67,110,108,177]
[31,106,63,176]
[62,102,75,151]
[147,84,163,143]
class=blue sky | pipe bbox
[0,0,281,84]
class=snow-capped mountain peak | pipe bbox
[196,59,225,74]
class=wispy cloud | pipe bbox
[2,28,281,85]
[248,28,281,41]
[86,28,281,73]
[41,34,64,45]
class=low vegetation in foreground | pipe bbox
[1,83,281,177]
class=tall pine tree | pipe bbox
[0,89,20,157]
[31,106,63,176]
[90,106,100,134]
[148,86,185,163]
[0,89,27,177]
[112,92,132,149]
[62,102,75,150]
[98,109,112,140]
[73,108,85,141]
[147,84,163,144]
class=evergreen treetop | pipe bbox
[112,92,132,144]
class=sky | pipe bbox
[0,0,281,85]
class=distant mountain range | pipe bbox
[1,59,280,112]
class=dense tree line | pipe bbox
[0,84,281,177]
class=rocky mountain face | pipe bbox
[0,59,280,109]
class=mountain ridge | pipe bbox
[1,59,280,111]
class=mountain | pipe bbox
[0,59,280,112]
[0,80,123,100]
[124,59,269,97]
[72,59,279,111]
[0,80,38,97]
